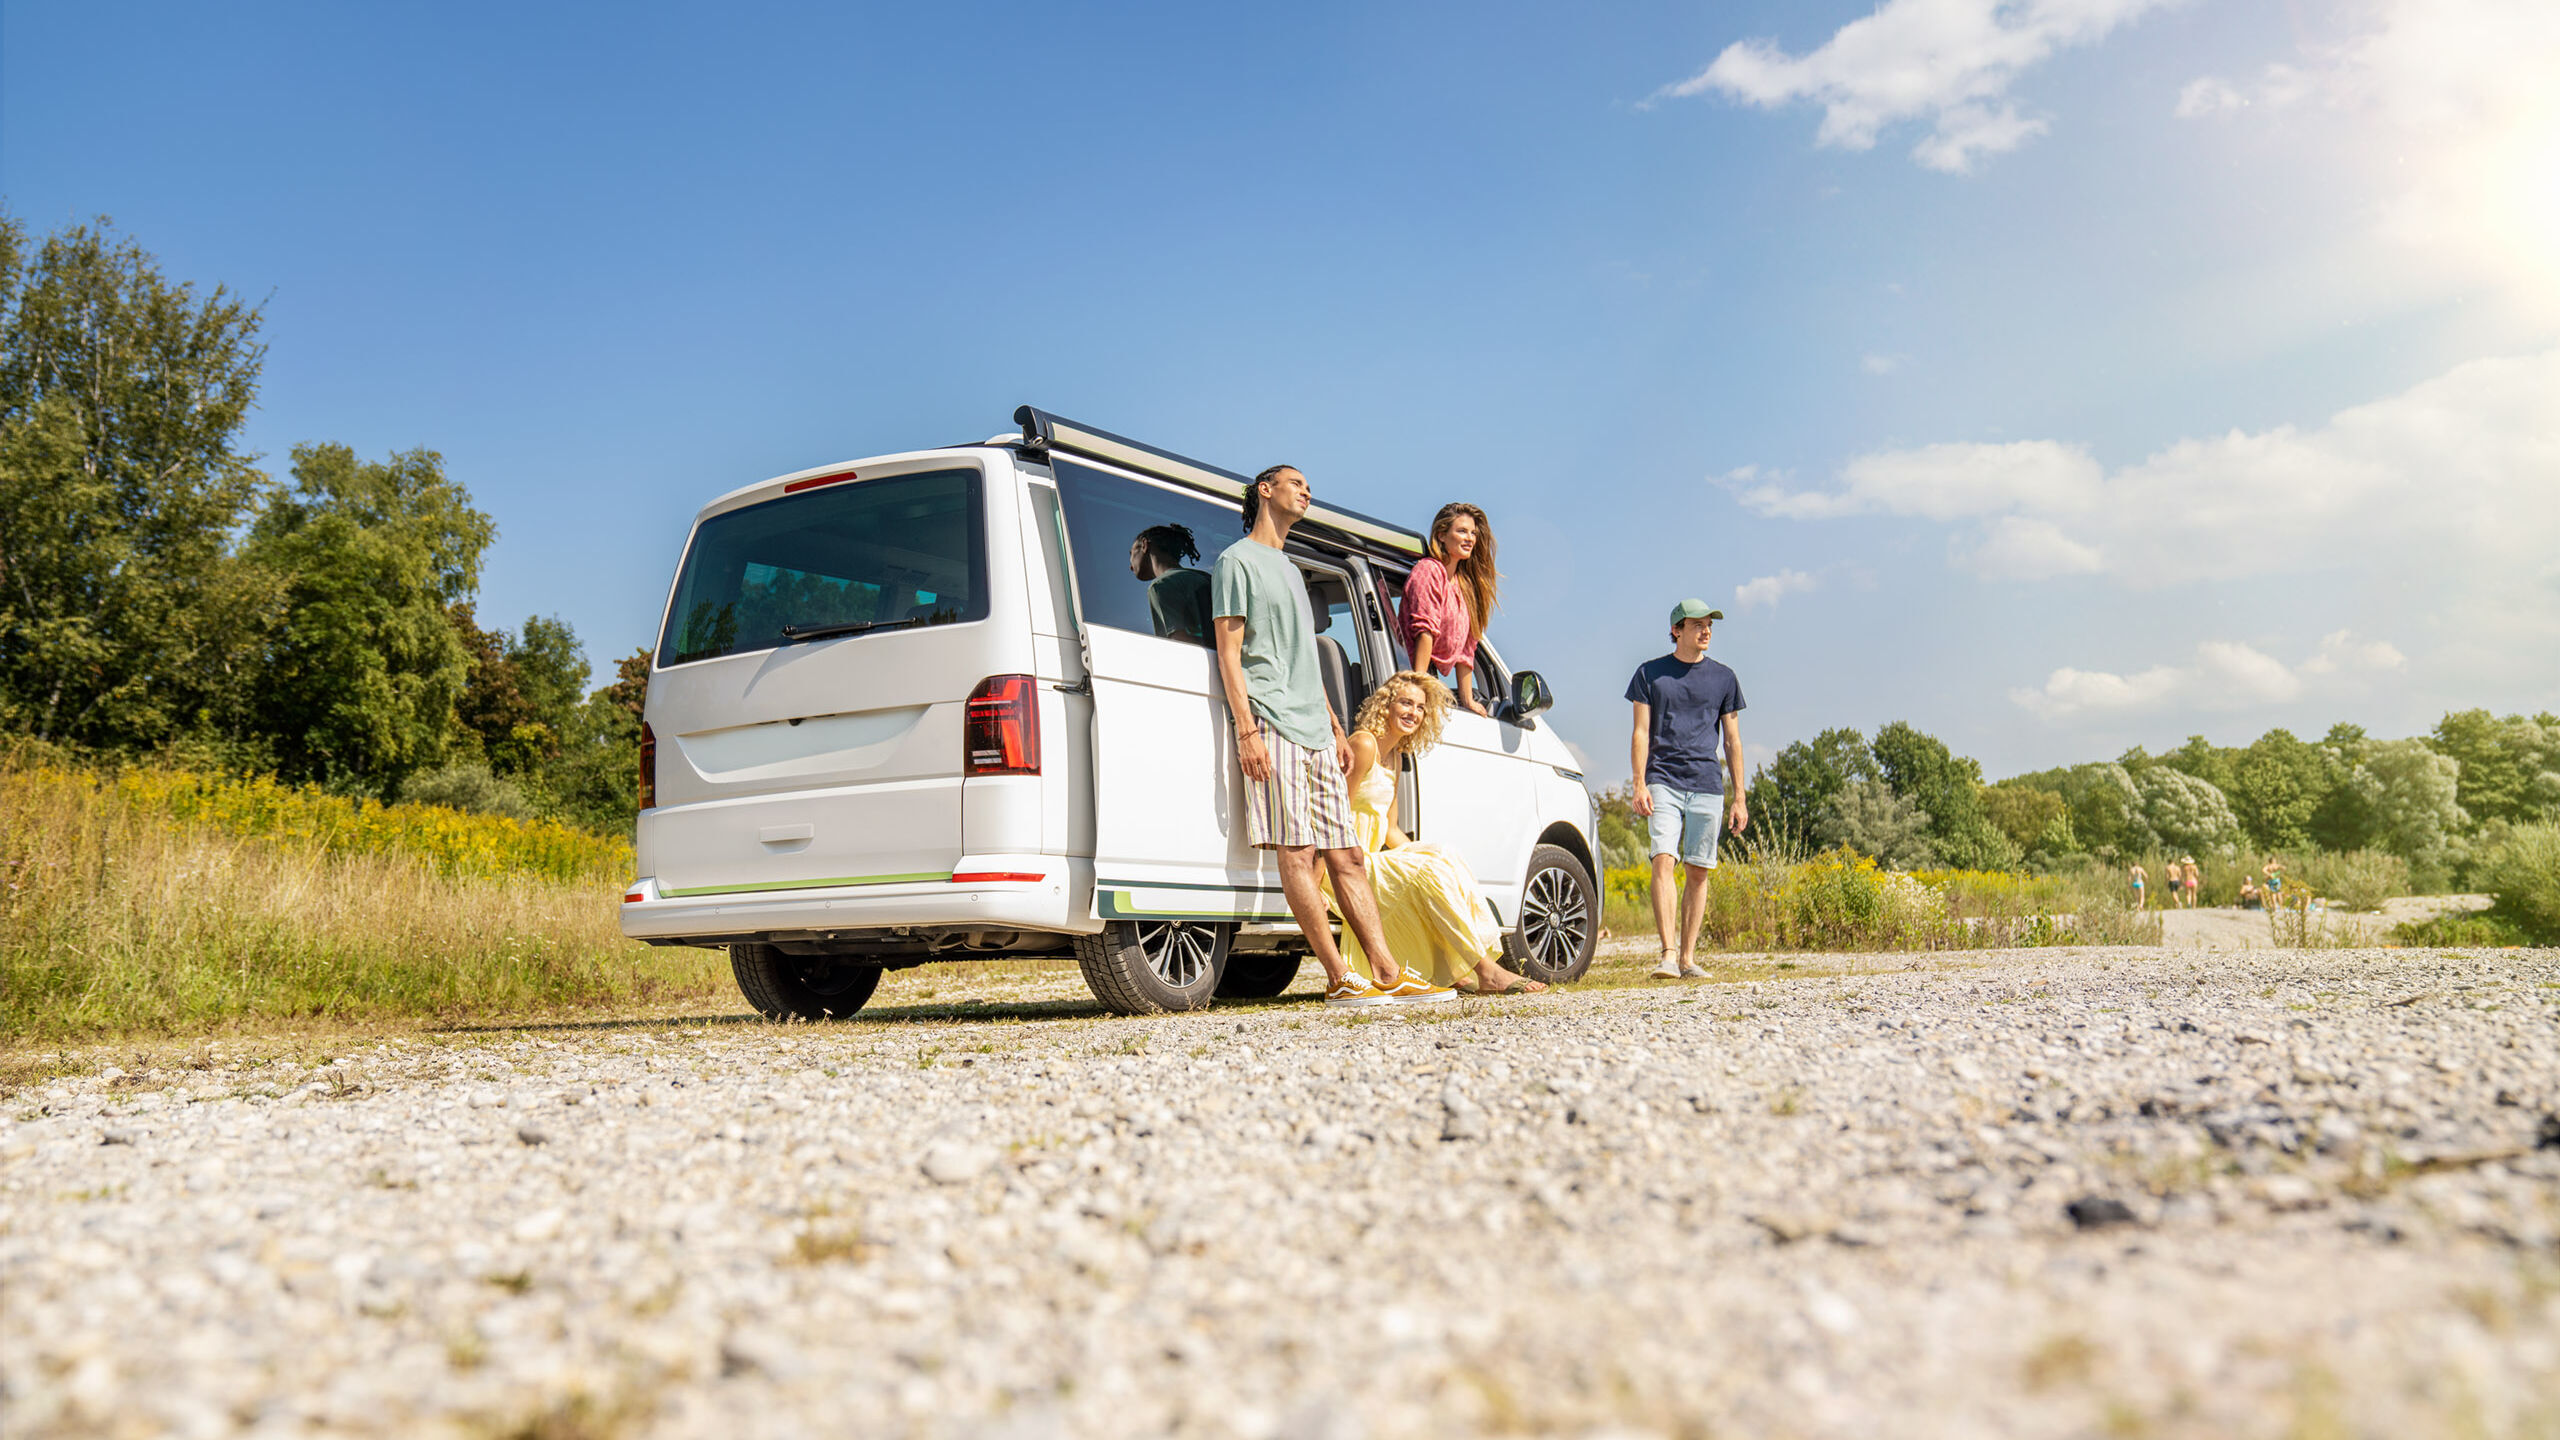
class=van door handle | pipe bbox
[759,825,815,844]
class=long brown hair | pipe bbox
[1428,503,1499,634]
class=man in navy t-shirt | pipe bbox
[1625,598,1748,981]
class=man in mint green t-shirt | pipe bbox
[1212,464,1442,1007]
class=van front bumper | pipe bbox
[617,857,1099,946]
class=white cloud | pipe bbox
[1860,351,1906,376]
[2009,635,2393,719]
[1735,347,2560,591]
[1655,0,2179,172]
[1733,568,1820,610]
[2300,629,2408,676]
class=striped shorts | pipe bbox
[1244,731,1359,851]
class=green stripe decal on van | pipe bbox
[1098,887,1294,921]
[660,872,952,898]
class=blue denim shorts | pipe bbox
[1645,783,1724,868]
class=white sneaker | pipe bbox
[1649,956,1681,980]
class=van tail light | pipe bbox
[964,674,1041,776]
[639,721,657,809]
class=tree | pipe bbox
[2346,738,2468,889]
[450,607,589,776]
[1817,779,1937,870]
[1872,720,2018,870]
[241,444,493,789]
[2133,766,2243,857]
[1749,727,1875,853]
[2160,734,2237,793]
[2227,728,2330,852]
[528,646,649,833]
[0,213,272,748]
[1980,782,2066,855]
[2430,710,2560,830]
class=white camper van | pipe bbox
[620,409,1600,1018]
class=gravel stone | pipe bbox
[5,942,2557,1438]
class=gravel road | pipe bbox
[7,943,2558,1439]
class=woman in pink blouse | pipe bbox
[1397,503,1501,716]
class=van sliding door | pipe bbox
[1049,460,1290,923]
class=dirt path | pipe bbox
[5,943,2555,1437]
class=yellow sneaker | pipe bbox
[1381,970,1457,1004]
[1324,976,1392,1007]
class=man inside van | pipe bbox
[1627,598,1748,981]
[1213,465,1446,1007]
[1129,522,1213,644]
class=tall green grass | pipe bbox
[1,760,724,1041]
[1601,844,2159,952]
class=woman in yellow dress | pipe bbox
[1331,671,1548,996]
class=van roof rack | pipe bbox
[1014,406,1424,558]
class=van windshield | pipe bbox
[657,468,987,666]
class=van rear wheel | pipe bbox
[731,943,883,1021]
[1075,921,1230,1015]
[1509,844,1598,984]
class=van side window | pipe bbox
[1371,567,1414,671]
[1051,459,1236,647]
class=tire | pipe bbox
[1510,844,1598,984]
[731,943,883,1021]
[1075,920,1231,1015]
[1214,951,1302,999]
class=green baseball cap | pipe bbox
[1669,598,1725,626]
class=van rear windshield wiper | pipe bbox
[778,616,925,644]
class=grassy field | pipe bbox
[0,759,728,1041]
[1601,848,2161,951]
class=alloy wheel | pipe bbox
[1519,866,1590,972]
[1134,921,1220,990]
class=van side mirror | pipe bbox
[1511,670,1554,720]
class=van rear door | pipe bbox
[642,461,1005,899]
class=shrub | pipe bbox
[2465,822,2560,943]
[402,762,536,821]
[2392,910,2535,947]
[2289,849,2411,913]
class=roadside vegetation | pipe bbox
[0,750,722,1041]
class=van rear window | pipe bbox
[657,468,987,666]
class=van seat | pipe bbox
[1315,637,1350,728]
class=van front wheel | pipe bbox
[1075,921,1230,1015]
[731,943,883,1021]
[1510,844,1598,984]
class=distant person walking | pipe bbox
[2130,862,2148,910]
[1213,464,1448,1007]
[1397,503,1499,716]
[2180,857,2201,909]
[1627,599,1747,980]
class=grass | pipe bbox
[1602,847,2160,953]
[0,757,725,1041]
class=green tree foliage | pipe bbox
[2133,766,2244,857]
[526,647,648,834]
[449,606,590,776]
[1749,726,1875,852]
[2430,710,2560,828]
[2160,734,2236,793]
[2005,762,2154,859]
[1871,720,2018,870]
[2465,823,2560,943]
[1816,779,1937,870]
[0,213,274,747]
[241,444,494,790]
[2225,728,2332,852]
[2342,738,2468,890]
[1980,782,2066,856]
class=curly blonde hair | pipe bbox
[1354,670,1452,757]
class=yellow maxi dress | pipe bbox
[1330,758,1508,988]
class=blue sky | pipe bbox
[6,0,2554,784]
